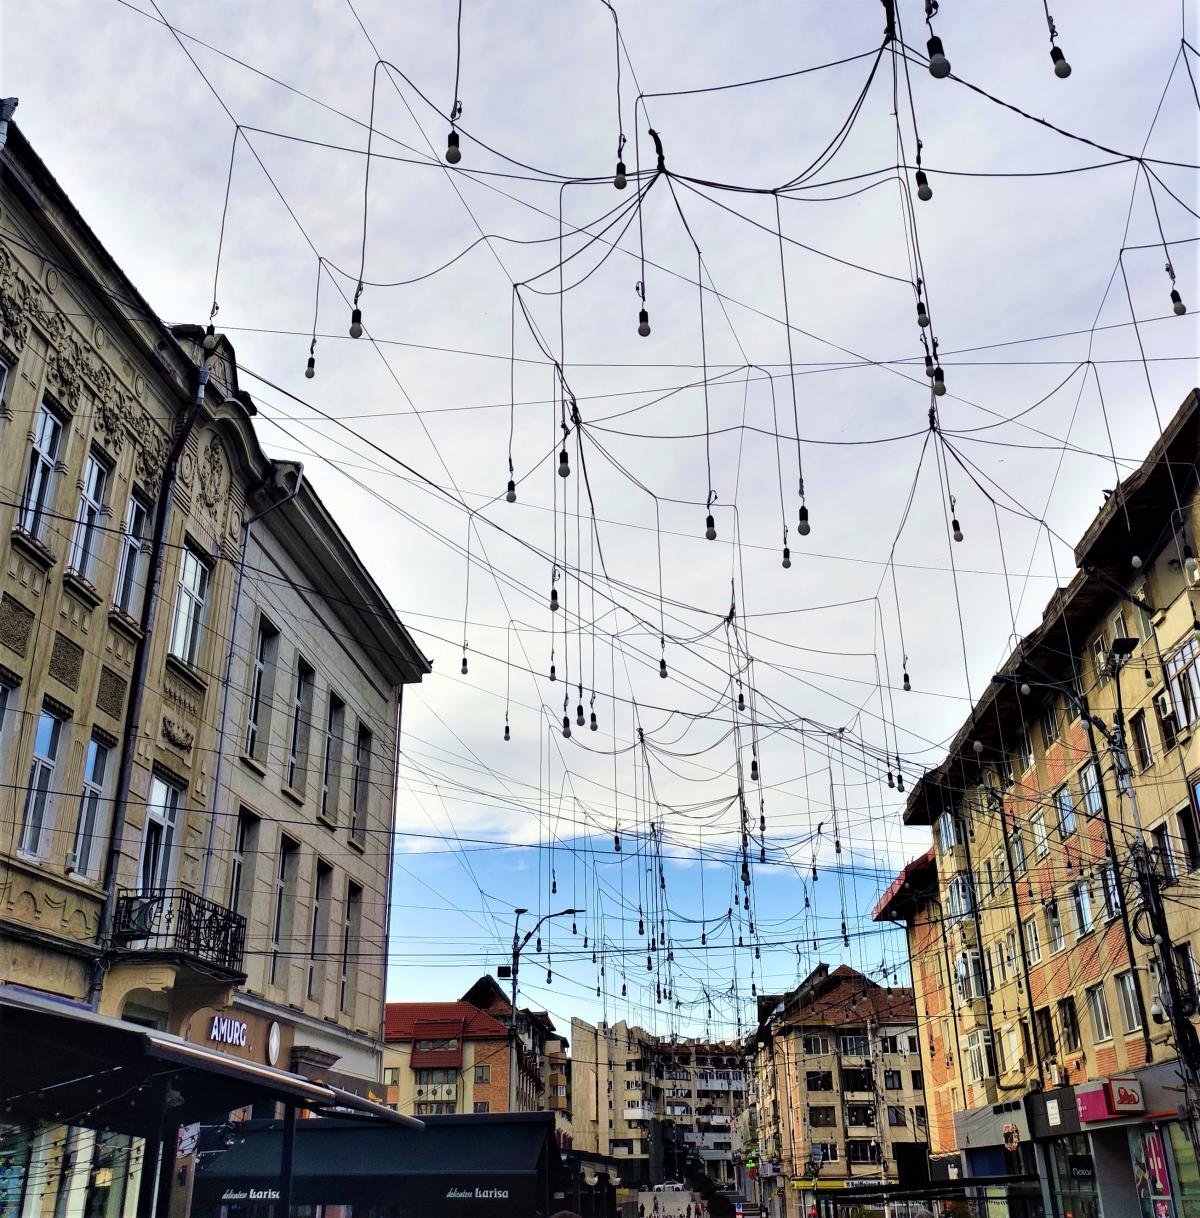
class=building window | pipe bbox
[936,812,966,854]
[1054,785,1076,839]
[115,494,151,617]
[0,359,8,407]
[414,1041,459,1054]
[169,547,210,667]
[1078,762,1103,816]
[814,1142,839,1163]
[947,874,975,921]
[1058,996,1081,1052]
[880,1034,900,1053]
[383,1068,400,1086]
[1018,726,1035,773]
[843,1067,872,1093]
[72,735,111,878]
[1130,710,1153,773]
[1046,901,1065,954]
[1092,635,1109,684]
[1031,812,1049,859]
[1073,882,1095,936]
[475,1064,491,1084]
[1175,944,1198,1010]
[1152,823,1178,884]
[1034,1006,1057,1060]
[68,453,108,581]
[982,857,995,900]
[802,1035,829,1055]
[847,1140,879,1165]
[229,809,258,914]
[245,618,279,760]
[19,402,63,540]
[883,1070,902,1090]
[1040,702,1061,749]
[351,724,373,839]
[1167,638,1200,727]
[320,693,345,822]
[139,775,181,891]
[307,861,332,1000]
[840,1034,869,1057]
[270,836,299,986]
[415,1103,456,1116]
[1178,806,1200,872]
[805,1071,833,1091]
[965,1030,995,1083]
[846,1104,875,1127]
[286,658,315,792]
[20,708,64,858]
[955,951,986,1002]
[1115,972,1142,1033]
[912,1069,923,1089]
[887,1106,906,1127]
[1009,828,1027,877]
[809,1106,836,1128]
[1100,862,1122,919]
[473,1101,490,1114]
[1087,983,1113,1042]
[1157,689,1179,752]
[1024,917,1042,964]
[341,881,362,1013]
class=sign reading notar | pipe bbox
[446,1187,511,1199]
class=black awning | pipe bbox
[0,986,419,1135]
[193,1113,559,1214]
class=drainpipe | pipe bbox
[88,358,212,1009]
[380,682,404,1049]
[200,459,305,898]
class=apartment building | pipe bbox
[877,389,1200,1216]
[570,1016,745,1189]
[744,965,924,1218]
[0,121,429,1213]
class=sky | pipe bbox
[5,1,1199,1042]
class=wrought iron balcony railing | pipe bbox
[113,887,246,974]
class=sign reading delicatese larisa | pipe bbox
[446,1188,511,1200]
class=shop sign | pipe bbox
[446,1187,511,1200]
[221,1188,281,1201]
[1045,1098,1061,1128]
[1077,1077,1145,1122]
[1067,1153,1095,1181]
[1106,1076,1145,1114]
[267,1020,281,1066]
[209,1015,248,1048]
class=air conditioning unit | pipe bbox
[1047,1062,1063,1087]
[1156,692,1176,722]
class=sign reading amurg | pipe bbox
[209,1015,248,1048]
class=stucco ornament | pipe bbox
[198,435,228,518]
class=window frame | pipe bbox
[351,723,373,841]
[270,835,300,987]
[114,492,152,617]
[320,692,346,822]
[1087,983,1113,1043]
[19,401,64,540]
[1072,881,1095,937]
[72,734,111,879]
[285,658,315,792]
[139,774,182,892]
[1078,762,1103,817]
[20,708,65,859]
[1046,900,1065,954]
[1115,971,1142,1034]
[1130,709,1153,774]
[169,546,211,667]
[1031,811,1049,859]
[68,451,109,581]
[245,617,279,761]
[340,880,362,1013]
[1055,785,1077,839]
[1024,917,1042,965]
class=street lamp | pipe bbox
[508,906,583,1111]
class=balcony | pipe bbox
[623,1105,658,1120]
[112,888,246,976]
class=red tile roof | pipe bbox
[384,1001,509,1042]
[780,964,916,1027]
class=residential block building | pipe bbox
[742,965,924,1218]
[876,388,1200,1216]
[0,120,429,1215]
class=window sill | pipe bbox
[108,606,144,642]
[348,833,366,853]
[317,809,339,832]
[62,569,103,610]
[281,784,307,807]
[10,527,56,571]
[164,652,207,695]
[239,752,267,778]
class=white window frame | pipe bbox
[1046,900,1065,954]
[115,493,151,617]
[245,619,278,759]
[20,708,64,858]
[19,402,63,539]
[1031,812,1049,859]
[1079,762,1103,817]
[73,735,111,879]
[307,862,331,1000]
[286,659,314,791]
[965,1030,995,1083]
[139,775,181,891]
[320,693,345,822]
[1024,917,1042,965]
[351,724,372,839]
[68,452,108,581]
[1087,983,1113,1042]
[1130,710,1153,773]
[1100,863,1121,920]
[1055,785,1077,838]
[341,881,361,1013]
[1009,828,1027,877]
[802,1034,829,1055]
[1115,972,1142,1033]
[270,837,297,987]
[169,547,210,666]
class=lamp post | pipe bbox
[508,906,583,1111]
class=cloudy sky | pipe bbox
[7,1,1198,1039]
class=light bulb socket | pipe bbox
[549,663,557,681]
[637,308,651,337]
[504,724,511,741]
[924,353,935,376]
[903,671,911,691]
[349,307,363,338]
[505,479,517,503]
[705,513,717,541]
[445,130,462,164]
[614,160,627,189]
[304,356,316,379]
[1050,46,1072,78]
[915,169,932,201]
[558,449,570,477]
[797,504,811,536]
[576,705,586,726]
[916,300,930,327]
[932,367,946,395]
[782,545,791,568]
[659,657,668,679]
[952,518,963,542]
[562,716,572,738]
[590,712,598,731]
[550,588,559,611]
[461,655,468,674]
[927,35,950,78]
[972,738,984,754]
[1171,288,1187,315]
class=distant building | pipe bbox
[744,964,924,1218]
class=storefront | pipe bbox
[192,1112,568,1217]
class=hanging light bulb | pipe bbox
[1019,681,1032,696]
[915,170,933,202]
[546,966,553,984]
[916,300,930,328]
[705,513,717,541]
[782,545,791,569]
[701,931,707,945]
[549,662,557,682]
[1144,665,1154,688]
[614,160,627,189]
[562,715,572,738]
[203,323,218,352]
[552,877,558,895]
[638,917,645,935]
[750,757,760,783]
[647,955,653,971]
[590,711,598,732]
[349,308,363,339]
[660,656,668,679]
[506,479,517,503]
[461,654,469,675]
[503,722,510,741]
[903,670,911,692]
[932,366,947,396]
[1186,546,1199,582]
[952,517,964,543]
[796,504,812,536]
[1172,288,1187,316]
[536,936,542,953]
[445,130,462,164]
[550,587,559,612]
[924,354,935,378]
[576,703,586,727]
[759,845,766,864]
[614,831,621,851]
[972,739,984,755]
[927,35,951,78]
[887,769,895,789]
[621,982,627,997]
[1050,46,1072,78]
[558,449,571,478]
[738,690,745,712]
[897,771,905,793]
[637,308,651,337]
[305,355,316,379]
